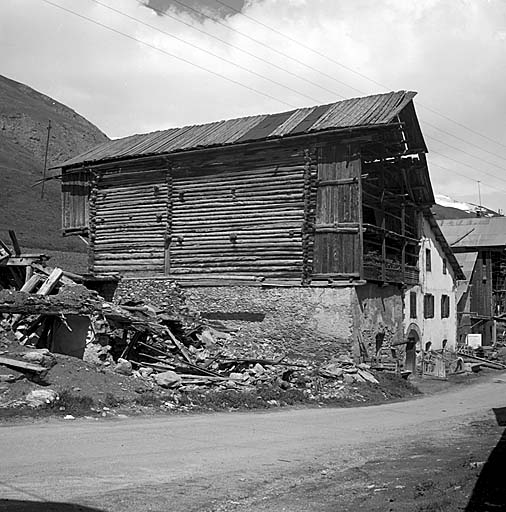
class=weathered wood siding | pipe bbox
[91,166,168,275]
[62,169,89,234]
[470,250,493,317]
[312,144,362,277]
[168,146,307,278]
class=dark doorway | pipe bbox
[405,329,419,374]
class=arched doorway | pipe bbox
[405,325,421,374]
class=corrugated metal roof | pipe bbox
[438,217,506,249]
[58,90,417,168]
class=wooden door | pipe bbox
[312,144,362,278]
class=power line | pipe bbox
[116,1,506,189]
[170,0,358,97]
[167,0,506,186]
[41,0,297,109]
[425,134,506,174]
[90,0,324,105]
[429,148,506,187]
[38,0,506,200]
[136,0,347,101]
[429,161,506,196]
[422,120,506,165]
[213,0,506,152]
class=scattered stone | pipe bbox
[114,358,132,376]
[322,363,344,378]
[0,367,24,383]
[25,388,58,407]
[139,367,154,378]
[23,349,57,369]
[338,355,354,365]
[344,374,355,384]
[252,363,265,375]
[153,370,182,389]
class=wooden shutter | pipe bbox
[312,144,362,278]
[62,169,90,234]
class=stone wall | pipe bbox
[352,283,404,361]
[115,279,404,363]
[115,279,355,361]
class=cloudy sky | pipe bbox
[1,0,506,211]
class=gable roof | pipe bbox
[437,217,506,250]
[57,90,420,168]
[425,212,465,280]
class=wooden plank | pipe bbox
[37,268,63,295]
[8,230,21,256]
[0,356,46,373]
[20,274,43,293]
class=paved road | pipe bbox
[1,376,505,511]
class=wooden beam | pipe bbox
[0,356,46,373]
[37,268,63,295]
[8,230,21,256]
[20,274,43,293]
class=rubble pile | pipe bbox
[0,266,383,408]
[0,231,407,413]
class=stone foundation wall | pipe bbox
[352,283,404,362]
[115,279,404,363]
[115,279,355,361]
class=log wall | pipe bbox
[169,145,308,278]
[91,163,169,275]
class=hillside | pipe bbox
[0,74,109,253]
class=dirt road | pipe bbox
[1,375,506,511]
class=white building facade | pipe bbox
[403,214,464,372]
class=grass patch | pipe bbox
[180,385,309,411]
[100,392,127,408]
[135,391,165,407]
[57,389,94,416]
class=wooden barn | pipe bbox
[438,217,506,346]
[57,91,435,361]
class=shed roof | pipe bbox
[437,217,506,250]
[58,90,419,168]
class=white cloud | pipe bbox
[1,0,506,211]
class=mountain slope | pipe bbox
[0,74,109,252]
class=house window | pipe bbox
[441,294,450,318]
[424,294,434,318]
[443,258,447,275]
[426,249,432,271]
[410,291,417,319]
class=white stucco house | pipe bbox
[403,212,465,373]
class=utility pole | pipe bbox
[41,119,52,199]
[477,180,482,216]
